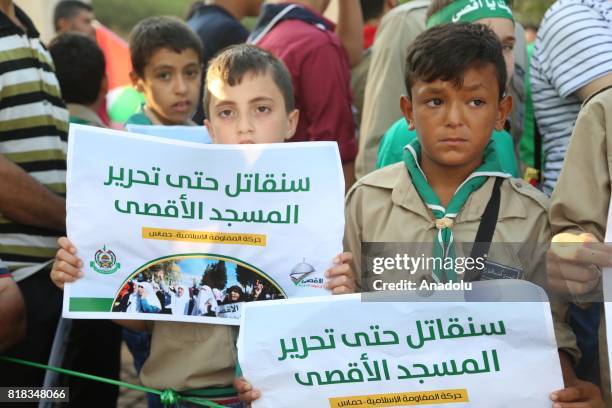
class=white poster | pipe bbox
[238,280,564,407]
[63,125,344,324]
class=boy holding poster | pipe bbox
[235,23,601,406]
[51,44,355,406]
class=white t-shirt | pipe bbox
[531,0,612,195]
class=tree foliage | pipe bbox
[94,0,557,40]
[92,0,194,38]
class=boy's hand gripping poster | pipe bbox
[63,124,344,324]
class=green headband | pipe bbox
[426,0,514,28]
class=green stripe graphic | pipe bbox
[69,297,114,312]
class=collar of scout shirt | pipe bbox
[401,138,511,283]
[67,103,105,127]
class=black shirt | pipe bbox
[187,5,249,123]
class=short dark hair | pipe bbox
[360,0,385,22]
[129,16,203,78]
[404,23,507,100]
[203,44,294,118]
[49,32,105,105]
[53,0,93,32]
[427,0,513,20]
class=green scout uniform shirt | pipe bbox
[550,87,612,405]
[376,118,520,177]
[67,103,105,127]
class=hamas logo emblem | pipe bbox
[90,246,120,274]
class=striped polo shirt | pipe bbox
[531,0,612,195]
[0,5,68,279]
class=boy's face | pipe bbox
[476,17,516,84]
[204,71,299,144]
[401,64,512,172]
[130,47,201,125]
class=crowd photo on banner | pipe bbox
[1,0,612,407]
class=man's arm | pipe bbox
[334,0,363,67]
[0,277,25,351]
[0,154,65,231]
[342,161,356,192]
[574,73,612,101]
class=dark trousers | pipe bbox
[60,319,122,407]
[571,303,601,384]
[0,267,62,387]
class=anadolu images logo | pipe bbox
[90,245,121,274]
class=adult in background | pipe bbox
[351,0,397,130]
[53,0,95,38]
[355,0,429,179]
[531,0,612,195]
[53,1,112,127]
[250,0,363,190]
[531,0,612,389]
[187,0,263,124]
[0,0,68,388]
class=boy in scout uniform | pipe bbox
[343,23,602,406]
[548,85,612,406]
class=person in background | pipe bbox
[53,0,95,38]
[53,0,113,127]
[50,32,107,127]
[351,0,397,129]
[524,23,537,44]
[361,0,397,49]
[250,0,363,190]
[531,0,612,387]
[121,16,204,407]
[187,0,264,124]
[0,0,68,389]
[531,0,612,196]
[125,17,203,126]
[355,0,430,179]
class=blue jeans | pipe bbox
[570,303,601,384]
[122,328,160,407]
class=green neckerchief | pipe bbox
[427,0,514,28]
[402,138,511,283]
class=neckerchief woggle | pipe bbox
[402,138,511,283]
